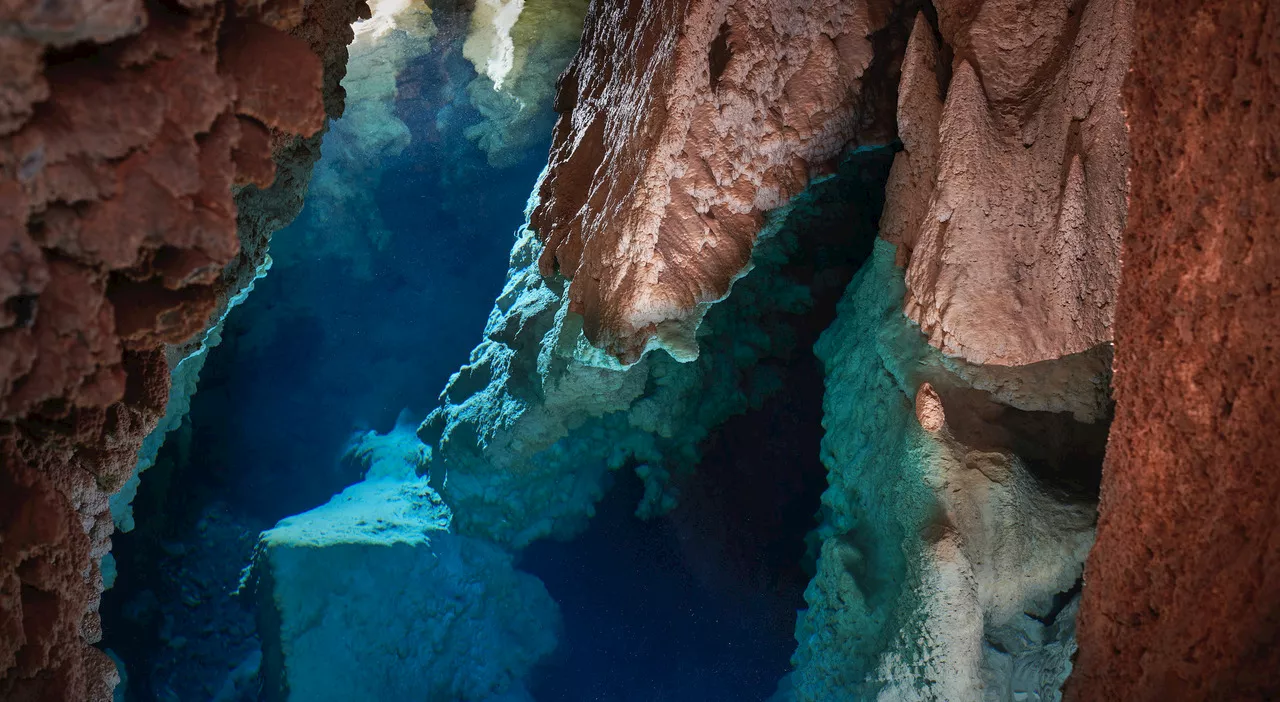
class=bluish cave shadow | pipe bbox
[521,372,830,702]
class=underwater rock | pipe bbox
[1069,1,1280,699]
[914,382,944,432]
[787,241,1099,701]
[254,478,558,702]
[528,0,903,363]
[344,412,432,481]
[883,2,1131,366]
[420,152,891,546]
[0,0,366,697]
[462,0,590,168]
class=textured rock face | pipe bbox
[0,0,364,697]
[782,4,1130,697]
[1069,1,1280,699]
[399,150,892,697]
[790,242,1104,702]
[419,152,892,548]
[528,0,903,362]
[883,0,1130,366]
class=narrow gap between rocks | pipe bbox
[520,149,896,702]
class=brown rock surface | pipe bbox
[1069,1,1280,699]
[530,0,907,363]
[0,0,364,698]
[914,381,945,432]
[883,0,1131,366]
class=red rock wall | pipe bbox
[530,0,906,363]
[1070,0,1280,698]
[0,0,364,698]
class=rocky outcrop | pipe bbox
[1069,1,1280,699]
[787,241,1105,701]
[527,0,906,363]
[419,151,893,547]
[255,473,558,702]
[883,0,1130,366]
[782,5,1128,698]
[0,0,364,697]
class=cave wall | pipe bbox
[1069,1,1280,699]
[0,0,366,697]
[792,240,1102,702]
[785,2,1126,698]
[422,0,1125,698]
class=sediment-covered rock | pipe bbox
[0,0,365,697]
[255,476,558,702]
[787,241,1104,702]
[1069,1,1280,699]
[883,1,1130,366]
[527,0,905,363]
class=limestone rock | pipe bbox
[528,0,902,363]
[420,152,892,546]
[789,241,1099,701]
[914,382,945,432]
[255,478,558,702]
[885,2,1131,366]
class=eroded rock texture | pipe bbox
[0,0,364,697]
[1070,1,1280,699]
[528,0,906,363]
[790,241,1107,702]
[421,151,893,548]
[884,0,1130,366]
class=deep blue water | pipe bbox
[524,473,792,702]
[522,373,830,702]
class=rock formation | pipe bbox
[254,457,558,702]
[528,0,905,363]
[1,0,1276,697]
[782,4,1124,697]
[420,150,894,547]
[0,0,366,697]
[789,241,1105,701]
[1069,1,1280,699]
[883,0,1131,366]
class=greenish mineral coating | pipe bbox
[418,157,882,547]
[787,241,1096,702]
